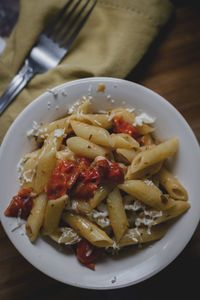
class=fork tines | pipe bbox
[44,0,97,49]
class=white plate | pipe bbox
[0,78,200,289]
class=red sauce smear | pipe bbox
[4,188,33,220]
[76,239,102,270]
[113,116,140,139]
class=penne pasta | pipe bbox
[43,195,68,234]
[48,227,81,245]
[126,162,163,180]
[153,200,190,225]
[131,138,179,174]
[20,149,40,189]
[118,180,175,210]
[37,117,70,139]
[63,213,113,247]
[115,148,137,164]
[26,193,47,242]
[119,225,168,247]
[75,114,112,129]
[110,108,135,124]
[71,120,113,147]
[111,133,139,149]
[67,136,109,159]
[136,124,154,136]
[56,147,75,161]
[34,131,63,193]
[157,167,188,201]
[107,188,129,242]
[89,186,111,209]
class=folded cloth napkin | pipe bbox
[0,0,172,142]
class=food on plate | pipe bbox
[4,98,190,270]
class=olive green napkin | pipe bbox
[0,0,172,142]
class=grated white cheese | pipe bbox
[144,179,154,186]
[54,128,65,137]
[26,121,42,137]
[134,112,155,126]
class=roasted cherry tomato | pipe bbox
[76,239,102,270]
[46,160,78,199]
[4,188,33,220]
[74,182,98,199]
[113,116,140,139]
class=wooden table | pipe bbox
[0,1,200,299]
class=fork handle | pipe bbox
[0,60,36,115]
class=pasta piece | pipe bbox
[111,133,139,149]
[34,131,63,193]
[119,225,168,247]
[67,137,109,159]
[43,195,68,234]
[153,200,190,225]
[37,117,70,139]
[131,138,179,174]
[157,167,188,201]
[56,147,75,161]
[118,180,175,210]
[138,133,155,146]
[110,108,135,124]
[136,124,154,135]
[107,188,129,242]
[89,186,112,209]
[25,193,47,242]
[76,114,112,129]
[63,213,113,247]
[126,162,163,180]
[71,120,113,147]
[116,148,137,164]
[75,200,92,214]
[21,149,40,189]
[48,227,81,245]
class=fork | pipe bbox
[0,0,97,114]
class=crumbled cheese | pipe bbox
[23,169,36,183]
[126,108,135,112]
[144,179,154,186]
[54,129,65,137]
[26,121,42,137]
[89,205,110,228]
[134,112,155,126]
[107,94,111,100]
[58,228,81,245]
[126,230,138,243]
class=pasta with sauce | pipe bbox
[4,98,190,270]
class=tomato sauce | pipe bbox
[76,239,102,270]
[113,116,140,139]
[4,188,33,220]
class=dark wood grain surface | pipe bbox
[0,1,200,300]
